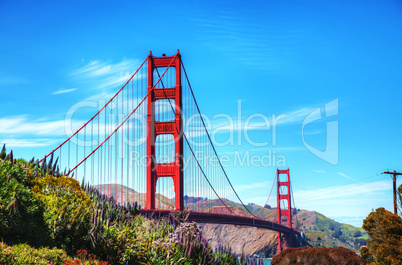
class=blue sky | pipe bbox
[1,0,401,227]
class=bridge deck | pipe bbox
[139,210,298,235]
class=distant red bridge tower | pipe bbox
[277,168,292,253]
[146,52,184,211]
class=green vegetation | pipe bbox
[362,206,402,264]
[0,242,109,265]
[303,211,367,249]
[0,145,264,264]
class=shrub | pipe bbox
[271,247,365,265]
[63,249,110,265]
[0,242,67,264]
[29,174,93,254]
[0,157,52,246]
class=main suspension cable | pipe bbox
[181,61,259,218]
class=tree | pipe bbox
[354,238,366,247]
[331,227,342,238]
[362,207,402,264]
[360,247,375,264]
[353,230,362,237]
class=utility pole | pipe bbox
[383,170,402,214]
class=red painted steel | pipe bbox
[155,163,176,176]
[155,121,176,135]
[146,52,183,211]
[277,168,292,253]
[154,88,176,99]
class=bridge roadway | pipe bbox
[139,210,298,235]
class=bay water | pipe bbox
[262,258,271,264]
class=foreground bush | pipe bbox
[0,155,52,247]
[271,247,365,265]
[63,249,110,265]
[0,242,110,264]
[30,174,93,254]
[0,242,67,264]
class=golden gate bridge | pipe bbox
[39,51,300,253]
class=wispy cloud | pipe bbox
[302,129,323,135]
[205,103,333,133]
[278,107,314,124]
[0,138,61,147]
[338,172,356,181]
[313,169,326,173]
[69,59,141,99]
[70,59,139,78]
[182,101,334,147]
[295,180,391,202]
[277,101,338,126]
[52,88,77,95]
[0,115,85,136]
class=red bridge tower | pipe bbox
[277,168,292,253]
[146,52,184,211]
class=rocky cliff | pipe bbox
[199,223,279,258]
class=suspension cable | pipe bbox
[39,55,150,163]
[255,179,276,217]
[67,54,178,176]
[290,180,299,229]
[180,61,258,218]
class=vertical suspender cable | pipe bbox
[121,88,124,205]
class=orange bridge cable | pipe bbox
[255,179,276,218]
[256,185,277,221]
[181,61,258,219]
[39,54,150,163]
[290,180,299,229]
[66,54,178,176]
[154,66,240,217]
[265,207,277,219]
